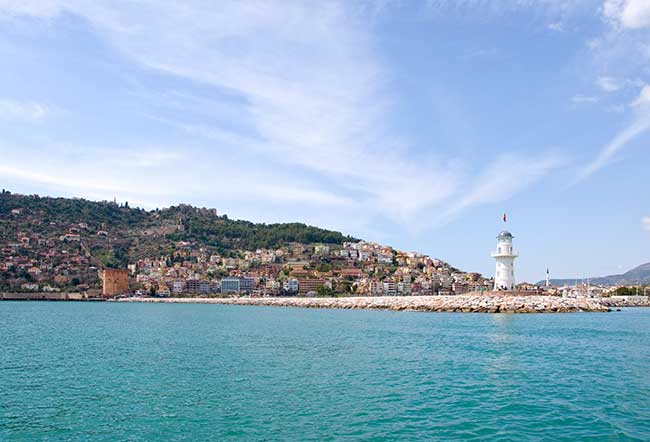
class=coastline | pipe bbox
[112,294,613,313]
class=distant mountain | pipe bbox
[538,263,650,287]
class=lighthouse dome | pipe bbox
[497,230,513,238]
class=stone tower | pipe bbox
[101,269,129,296]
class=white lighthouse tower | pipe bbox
[491,230,518,291]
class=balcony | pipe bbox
[491,250,519,258]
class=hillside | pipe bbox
[538,262,650,287]
[0,192,356,253]
[0,190,357,291]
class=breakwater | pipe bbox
[603,296,650,308]
[0,292,96,301]
[114,294,611,313]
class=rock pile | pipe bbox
[602,296,650,308]
[116,294,611,313]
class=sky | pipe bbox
[0,0,649,282]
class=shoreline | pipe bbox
[112,294,613,313]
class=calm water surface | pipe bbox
[1,302,649,441]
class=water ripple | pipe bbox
[1,303,649,441]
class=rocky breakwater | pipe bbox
[116,294,610,313]
[602,295,650,308]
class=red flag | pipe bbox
[503,213,507,223]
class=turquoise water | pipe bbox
[1,303,649,441]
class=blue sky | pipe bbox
[0,0,649,282]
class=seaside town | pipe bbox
[2,216,496,297]
[1,192,647,302]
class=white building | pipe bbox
[314,244,330,255]
[172,280,185,293]
[283,278,299,294]
[383,281,397,296]
[491,230,518,291]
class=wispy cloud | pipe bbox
[0,0,563,233]
[595,76,643,93]
[606,104,626,113]
[571,94,599,104]
[0,99,48,122]
[630,84,650,106]
[0,0,63,19]
[596,76,623,92]
[440,152,564,223]
[643,216,650,232]
[573,1,650,183]
[576,84,650,182]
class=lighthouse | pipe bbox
[491,230,518,291]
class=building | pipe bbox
[339,268,364,278]
[171,280,184,293]
[452,282,469,295]
[283,278,299,294]
[157,286,171,296]
[185,279,200,292]
[240,277,255,293]
[221,276,255,294]
[221,277,240,293]
[298,278,325,295]
[397,282,411,295]
[101,268,129,296]
[314,244,330,255]
[491,230,518,291]
[383,281,397,296]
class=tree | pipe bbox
[614,286,641,297]
[316,285,336,297]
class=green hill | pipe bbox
[0,190,357,273]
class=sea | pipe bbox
[1,302,649,441]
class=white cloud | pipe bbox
[589,2,650,110]
[631,84,650,107]
[578,117,650,180]
[643,216,650,231]
[604,0,650,29]
[596,76,623,92]
[0,0,62,18]
[0,99,48,122]
[0,0,562,233]
[0,141,355,213]
[576,84,650,182]
[641,216,650,232]
[123,150,182,168]
[606,104,626,113]
[441,152,564,222]
[595,76,643,93]
[571,94,599,104]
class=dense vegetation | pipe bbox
[167,205,353,252]
[0,190,357,253]
[611,286,649,297]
